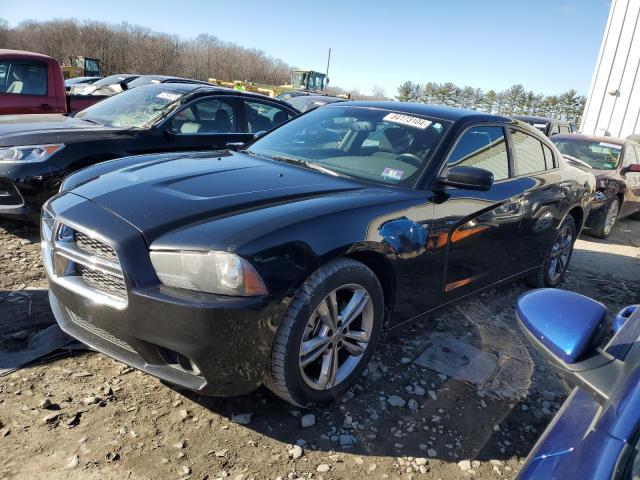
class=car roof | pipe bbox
[142,82,301,108]
[131,74,208,84]
[512,115,556,123]
[551,133,626,145]
[328,101,511,123]
[0,49,53,61]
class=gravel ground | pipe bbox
[1,218,639,480]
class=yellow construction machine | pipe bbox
[208,70,330,98]
[61,56,102,79]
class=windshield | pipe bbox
[552,138,622,170]
[247,106,449,187]
[76,85,185,128]
[92,75,136,87]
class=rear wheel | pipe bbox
[589,198,619,238]
[527,215,576,288]
[264,258,384,407]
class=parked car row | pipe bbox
[2,48,640,475]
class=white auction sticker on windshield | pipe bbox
[599,142,622,149]
[382,167,404,180]
[384,113,432,130]
[157,92,181,101]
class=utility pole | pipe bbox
[326,48,331,79]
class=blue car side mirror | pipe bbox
[517,289,626,404]
[517,289,608,364]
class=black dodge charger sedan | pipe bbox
[0,83,298,220]
[41,102,594,406]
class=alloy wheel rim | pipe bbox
[548,225,573,282]
[298,284,374,391]
[604,200,619,235]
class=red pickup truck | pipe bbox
[0,49,106,115]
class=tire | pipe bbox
[264,258,384,407]
[526,215,576,288]
[588,197,620,238]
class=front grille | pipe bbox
[41,214,128,309]
[0,178,23,207]
[75,232,118,262]
[67,308,135,353]
[79,266,127,300]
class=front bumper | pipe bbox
[44,192,283,396]
[0,162,66,221]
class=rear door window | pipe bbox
[0,60,47,96]
[510,129,547,175]
[447,126,510,181]
[244,100,295,133]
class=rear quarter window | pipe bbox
[510,129,547,175]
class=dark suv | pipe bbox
[513,115,576,137]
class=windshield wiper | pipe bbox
[79,117,102,126]
[268,155,347,178]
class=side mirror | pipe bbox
[120,81,129,91]
[624,163,640,173]
[439,166,494,191]
[517,289,625,403]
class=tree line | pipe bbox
[0,18,292,85]
[396,81,586,124]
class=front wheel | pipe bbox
[589,198,619,238]
[527,215,576,288]
[264,258,384,407]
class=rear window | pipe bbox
[0,60,47,96]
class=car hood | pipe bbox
[67,151,367,244]
[0,114,127,146]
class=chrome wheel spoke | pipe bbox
[340,289,369,329]
[317,292,338,330]
[343,329,369,343]
[300,336,331,367]
[342,339,365,356]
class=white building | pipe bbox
[581,0,640,139]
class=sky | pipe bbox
[0,0,612,97]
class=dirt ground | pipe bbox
[0,218,639,480]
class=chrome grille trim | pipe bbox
[80,267,127,299]
[41,212,128,309]
[75,231,118,262]
[67,308,135,353]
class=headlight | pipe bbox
[0,144,64,163]
[150,250,267,296]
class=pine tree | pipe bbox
[396,81,416,102]
[482,90,498,114]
